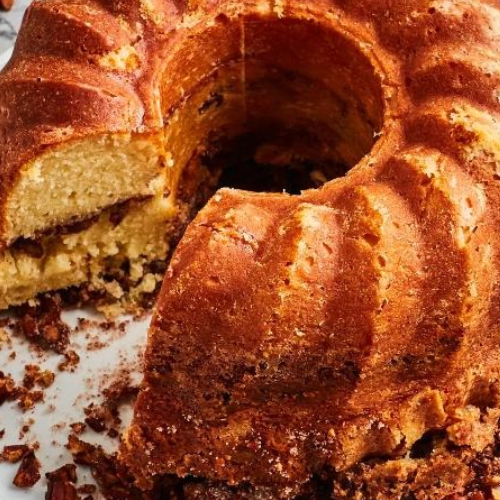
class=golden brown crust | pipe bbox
[120,0,500,497]
[4,0,500,498]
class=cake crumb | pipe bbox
[83,372,139,435]
[19,420,35,439]
[70,422,87,435]
[0,371,17,405]
[58,350,80,372]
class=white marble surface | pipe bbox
[0,0,31,54]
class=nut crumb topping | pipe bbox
[45,464,78,500]
[12,450,41,488]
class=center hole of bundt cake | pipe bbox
[162,15,384,211]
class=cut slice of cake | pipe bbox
[0,0,248,312]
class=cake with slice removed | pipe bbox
[2,0,500,499]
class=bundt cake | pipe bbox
[2,0,500,498]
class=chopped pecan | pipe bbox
[45,464,78,500]
[67,435,146,499]
[67,435,99,467]
[82,378,139,435]
[78,484,97,494]
[45,480,78,500]
[15,295,71,354]
[39,370,56,388]
[1,445,29,463]
[17,390,44,411]
[107,428,119,439]
[46,463,77,483]
[58,350,80,372]
[0,372,17,405]
[23,365,55,390]
[13,450,41,488]
[85,416,107,433]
